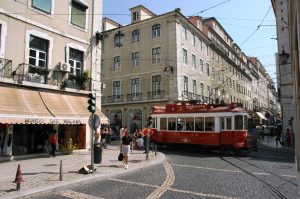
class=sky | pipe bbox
[103,0,277,83]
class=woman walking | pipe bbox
[121,129,132,169]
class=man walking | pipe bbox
[49,129,57,157]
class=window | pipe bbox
[152,24,161,38]
[207,85,210,96]
[152,75,161,94]
[192,54,196,69]
[69,48,83,76]
[152,47,161,64]
[32,0,52,13]
[131,78,139,98]
[177,118,185,131]
[195,117,204,131]
[212,67,215,79]
[182,25,187,40]
[220,117,232,130]
[113,56,120,71]
[29,35,49,68]
[71,0,88,29]
[183,49,188,64]
[235,115,243,130]
[133,11,140,21]
[132,52,139,67]
[200,83,204,96]
[160,118,167,130]
[244,116,248,129]
[132,29,140,43]
[184,76,188,93]
[193,80,196,94]
[186,117,194,131]
[168,118,176,131]
[206,63,210,76]
[205,117,215,131]
[113,81,121,101]
[199,59,204,73]
[191,33,195,46]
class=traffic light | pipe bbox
[88,93,96,113]
[146,116,153,127]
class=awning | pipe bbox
[0,85,54,124]
[39,90,108,124]
[256,112,267,120]
[0,84,108,124]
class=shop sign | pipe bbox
[25,118,45,124]
[63,119,82,124]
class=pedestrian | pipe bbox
[101,125,108,149]
[142,126,148,153]
[121,129,132,169]
[286,128,292,147]
[275,127,283,147]
[49,129,57,157]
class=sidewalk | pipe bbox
[0,142,165,199]
[258,135,294,151]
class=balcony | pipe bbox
[104,95,125,103]
[127,93,142,102]
[13,63,50,84]
[0,58,13,78]
[182,91,212,103]
[147,90,164,100]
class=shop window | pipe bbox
[128,109,142,132]
[109,110,122,134]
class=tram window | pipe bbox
[177,117,185,131]
[220,117,225,130]
[195,117,204,131]
[205,117,215,131]
[244,116,248,130]
[152,118,156,128]
[226,117,232,130]
[235,115,243,130]
[186,117,194,131]
[168,118,176,130]
[160,118,167,130]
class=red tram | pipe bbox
[149,102,254,151]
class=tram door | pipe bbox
[220,117,234,145]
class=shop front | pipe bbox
[0,83,107,158]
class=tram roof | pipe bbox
[151,102,247,114]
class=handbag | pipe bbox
[118,152,124,161]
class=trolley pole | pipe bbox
[146,128,149,160]
[90,113,95,172]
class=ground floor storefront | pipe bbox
[0,83,108,158]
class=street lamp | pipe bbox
[114,26,124,47]
[164,65,174,75]
[279,47,290,65]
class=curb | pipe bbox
[4,152,167,199]
[258,141,295,153]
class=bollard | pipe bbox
[154,144,157,156]
[13,164,24,190]
[59,160,63,181]
[151,143,154,152]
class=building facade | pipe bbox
[0,0,105,157]
[101,5,278,133]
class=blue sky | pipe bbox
[103,0,277,82]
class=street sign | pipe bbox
[89,114,101,129]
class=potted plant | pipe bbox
[77,70,90,90]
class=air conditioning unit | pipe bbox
[59,62,70,72]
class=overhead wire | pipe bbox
[239,6,272,47]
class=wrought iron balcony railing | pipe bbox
[182,91,213,103]
[127,93,142,101]
[147,90,164,100]
[13,63,50,84]
[0,58,13,78]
